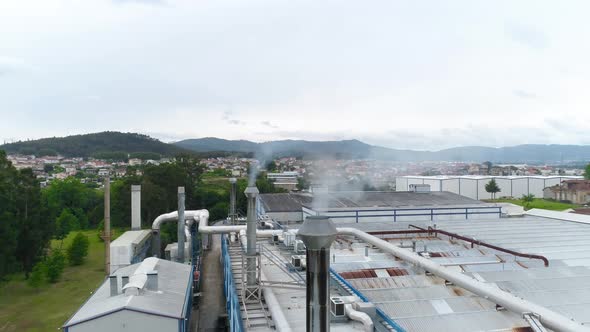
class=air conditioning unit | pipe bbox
[272,234,280,243]
[330,297,346,317]
[291,255,301,269]
[260,221,266,228]
[294,240,306,253]
[283,231,296,247]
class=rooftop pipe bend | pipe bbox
[337,227,587,332]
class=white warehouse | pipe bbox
[396,175,583,200]
[62,258,193,332]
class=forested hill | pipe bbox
[0,132,189,158]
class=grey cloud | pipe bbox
[222,111,246,126]
[261,121,279,129]
[513,89,538,99]
[505,22,548,50]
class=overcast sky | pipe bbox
[2,0,590,150]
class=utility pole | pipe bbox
[104,176,111,275]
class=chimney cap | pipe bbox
[244,186,259,196]
[178,187,185,194]
[298,215,337,250]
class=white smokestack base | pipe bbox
[131,185,141,230]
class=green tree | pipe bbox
[522,194,535,210]
[0,150,20,278]
[27,261,45,288]
[67,232,89,266]
[45,249,66,283]
[485,179,501,199]
[55,209,78,247]
[15,168,50,278]
[585,164,590,180]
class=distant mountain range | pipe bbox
[175,137,590,163]
[0,132,189,158]
[2,132,590,163]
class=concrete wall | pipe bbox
[67,310,177,332]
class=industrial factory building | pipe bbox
[62,258,193,332]
[396,175,583,200]
[65,181,590,332]
[259,191,501,225]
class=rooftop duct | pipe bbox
[229,178,237,225]
[131,185,141,230]
[177,187,185,263]
[298,216,337,332]
[109,275,118,297]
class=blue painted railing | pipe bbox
[221,234,244,332]
[306,206,502,223]
[330,268,406,332]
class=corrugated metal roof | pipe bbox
[63,258,191,327]
[330,215,590,331]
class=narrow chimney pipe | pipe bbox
[104,177,111,275]
[177,187,185,263]
[245,186,259,286]
[298,216,337,332]
[229,178,237,225]
[131,185,141,230]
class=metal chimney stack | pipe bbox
[177,187,185,263]
[104,177,111,275]
[298,216,337,332]
[131,185,141,230]
[229,178,237,225]
[244,185,259,287]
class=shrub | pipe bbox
[45,250,66,283]
[67,232,90,266]
[27,261,46,288]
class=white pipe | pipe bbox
[345,304,373,332]
[260,269,293,332]
[337,227,588,332]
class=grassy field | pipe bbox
[485,198,579,211]
[0,229,118,332]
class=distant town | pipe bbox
[7,153,586,190]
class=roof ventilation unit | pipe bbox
[330,297,346,318]
[409,184,431,193]
[291,255,306,270]
[294,240,306,253]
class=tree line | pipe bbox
[1,150,286,281]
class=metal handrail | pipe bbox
[221,235,245,332]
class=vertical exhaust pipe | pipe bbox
[177,187,185,263]
[244,185,259,286]
[298,216,337,332]
[104,176,111,275]
[131,185,141,230]
[229,178,237,225]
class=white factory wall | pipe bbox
[396,176,582,200]
[67,310,177,332]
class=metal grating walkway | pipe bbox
[228,242,275,330]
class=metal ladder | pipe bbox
[228,242,274,330]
